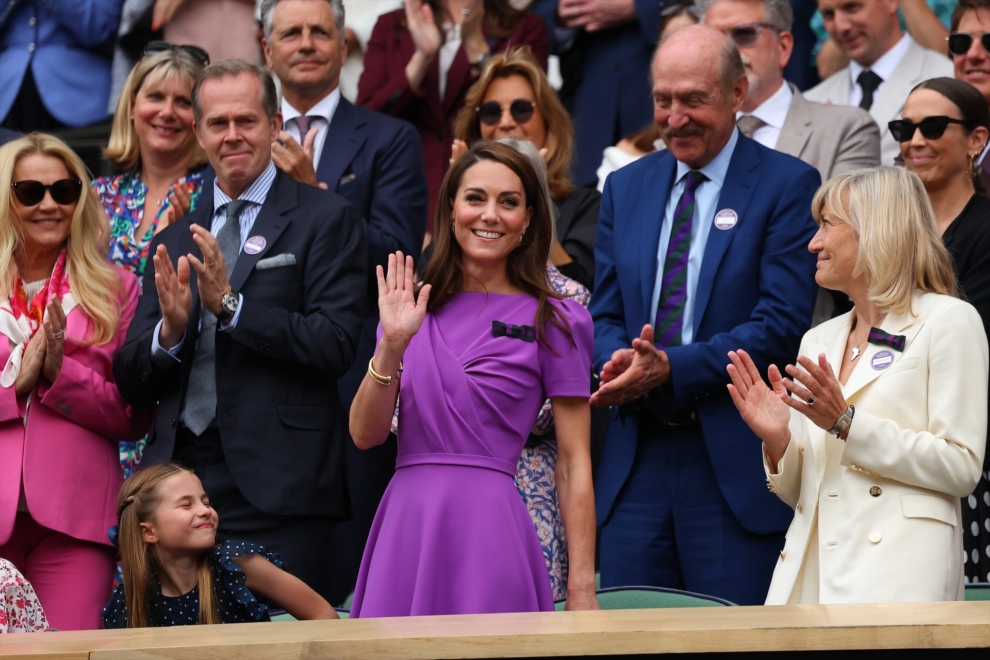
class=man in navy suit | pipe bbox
[114,59,367,603]
[590,25,820,605]
[261,0,428,602]
[533,0,660,186]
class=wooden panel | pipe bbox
[0,628,145,660]
[1,602,987,660]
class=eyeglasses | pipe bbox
[476,99,536,126]
[888,116,973,142]
[11,179,83,206]
[947,32,990,57]
[143,41,210,65]
[727,23,782,48]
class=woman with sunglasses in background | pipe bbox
[0,134,151,629]
[357,0,548,240]
[894,77,990,585]
[94,44,209,477]
[451,47,598,291]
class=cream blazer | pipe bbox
[765,292,987,605]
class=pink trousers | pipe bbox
[0,513,114,630]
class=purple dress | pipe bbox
[350,292,593,618]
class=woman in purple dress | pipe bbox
[349,141,599,617]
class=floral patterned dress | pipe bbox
[93,169,206,476]
[0,559,49,633]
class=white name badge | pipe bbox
[714,209,738,230]
[871,350,894,370]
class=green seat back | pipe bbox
[554,587,733,611]
[965,583,990,601]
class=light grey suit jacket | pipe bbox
[777,85,881,181]
[804,38,954,165]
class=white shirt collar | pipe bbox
[675,127,740,189]
[737,80,792,130]
[281,87,341,128]
[849,34,912,88]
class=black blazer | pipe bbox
[113,169,368,518]
[554,186,600,291]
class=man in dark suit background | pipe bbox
[260,0,428,602]
[533,0,660,187]
[113,59,367,602]
[590,25,820,605]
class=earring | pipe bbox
[519,233,524,245]
[970,152,980,180]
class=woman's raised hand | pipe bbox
[726,350,791,460]
[405,0,442,58]
[377,251,431,347]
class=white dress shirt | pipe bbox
[439,23,461,102]
[282,88,342,168]
[736,81,793,150]
[848,34,912,108]
[650,128,740,346]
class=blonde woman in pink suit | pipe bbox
[0,133,150,630]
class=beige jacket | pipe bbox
[765,292,987,605]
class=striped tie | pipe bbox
[655,170,707,349]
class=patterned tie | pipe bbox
[737,114,766,139]
[655,171,707,349]
[867,327,906,352]
[295,115,315,141]
[182,200,247,435]
[857,70,883,111]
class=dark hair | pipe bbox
[912,77,990,188]
[420,141,573,350]
[951,0,990,31]
[192,59,278,124]
[400,0,525,39]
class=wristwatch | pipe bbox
[217,290,239,324]
[470,51,492,72]
[828,405,855,438]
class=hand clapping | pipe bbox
[589,324,670,407]
[41,298,66,384]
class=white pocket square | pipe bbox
[256,253,296,269]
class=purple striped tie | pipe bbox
[295,115,315,140]
[655,171,707,349]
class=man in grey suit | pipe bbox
[702,0,881,181]
[804,0,952,165]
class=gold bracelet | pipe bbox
[368,356,397,386]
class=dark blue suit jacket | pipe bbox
[114,170,368,519]
[0,0,120,126]
[590,134,821,534]
[533,0,659,187]
[319,98,428,406]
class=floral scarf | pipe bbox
[1,251,75,388]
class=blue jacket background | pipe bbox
[591,134,821,534]
[0,0,121,127]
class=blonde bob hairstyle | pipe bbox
[454,46,575,201]
[104,49,207,172]
[811,166,956,316]
[0,134,125,345]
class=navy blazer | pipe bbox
[113,170,368,519]
[0,0,120,127]
[533,0,659,187]
[590,134,821,534]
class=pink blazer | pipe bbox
[0,269,151,548]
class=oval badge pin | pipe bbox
[714,209,738,230]
[244,235,266,255]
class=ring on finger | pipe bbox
[807,397,816,406]
[53,329,65,339]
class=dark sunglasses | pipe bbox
[476,99,536,127]
[143,41,210,65]
[947,32,990,57]
[888,116,973,142]
[727,23,782,48]
[11,179,83,206]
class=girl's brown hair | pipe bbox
[421,140,573,350]
[454,46,575,200]
[117,464,219,628]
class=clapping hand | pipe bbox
[405,0,441,58]
[780,355,849,433]
[377,251,431,349]
[41,298,66,384]
[726,350,791,460]
[153,244,193,349]
[589,324,670,407]
[272,130,327,189]
[557,0,637,32]
[158,182,194,234]
[14,330,46,396]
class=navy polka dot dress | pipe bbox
[101,540,283,628]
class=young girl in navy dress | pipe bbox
[102,464,337,627]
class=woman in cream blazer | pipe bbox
[728,166,987,604]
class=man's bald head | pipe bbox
[651,25,748,168]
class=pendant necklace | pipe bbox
[850,312,885,361]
